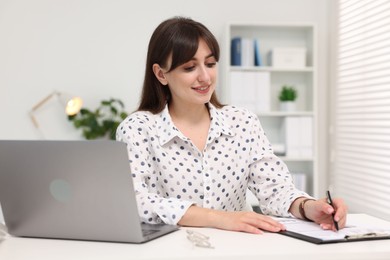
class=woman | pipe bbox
[116,16,347,234]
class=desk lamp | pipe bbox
[30,91,83,128]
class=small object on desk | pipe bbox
[0,223,8,239]
[186,230,214,249]
[326,190,339,231]
[345,232,390,240]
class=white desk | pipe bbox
[1,214,390,260]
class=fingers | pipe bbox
[333,198,348,228]
[235,212,285,234]
[218,211,286,234]
[317,197,334,214]
[248,214,285,232]
[315,197,347,230]
[237,223,264,234]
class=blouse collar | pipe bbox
[157,103,235,147]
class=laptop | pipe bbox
[0,140,178,243]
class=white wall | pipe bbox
[0,0,331,193]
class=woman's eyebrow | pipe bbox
[205,53,215,59]
[189,53,215,61]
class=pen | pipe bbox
[326,190,339,231]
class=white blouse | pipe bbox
[116,103,309,225]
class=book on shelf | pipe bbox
[254,39,262,66]
[230,71,270,113]
[231,37,257,67]
[231,37,241,66]
[272,143,286,156]
[241,38,254,67]
[283,116,313,158]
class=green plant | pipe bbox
[278,85,297,102]
[68,98,128,140]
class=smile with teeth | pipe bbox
[192,85,210,92]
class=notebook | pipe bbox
[0,140,178,243]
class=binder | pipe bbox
[290,172,307,192]
[280,230,390,244]
[283,117,313,158]
[231,37,241,66]
[229,71,270,113]
[254,39,262,66]
[231,37,256,67]
[276,216,390,244]
[241,38,254,67]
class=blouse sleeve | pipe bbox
[247,112,311,217]
[116,114,194,225]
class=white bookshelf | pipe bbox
[224,23,318,197]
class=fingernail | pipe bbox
[256,229,264,234]
[328,208,333,214]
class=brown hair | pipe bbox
[137,16,224,114]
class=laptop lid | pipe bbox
[0,140,178,243]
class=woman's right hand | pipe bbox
[178,206,285,234]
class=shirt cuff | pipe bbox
[154,200,195,225]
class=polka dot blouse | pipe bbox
[116,103,309,225]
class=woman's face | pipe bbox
[162,39,218,109]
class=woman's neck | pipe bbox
[168,102,211,151]
[168,102,210,125]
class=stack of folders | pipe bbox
[231,37,262,66]
[230,71,270,113]
[290,172,307,192]
[283,117,313,158]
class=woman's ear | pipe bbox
[152,64,168,86]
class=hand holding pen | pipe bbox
[326,190,339,231]
[318,191,347,231]
[296,192,348,231]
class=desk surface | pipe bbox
[1,214,390,260]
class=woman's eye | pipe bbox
[184,66,195,71]
[207,62,217,68]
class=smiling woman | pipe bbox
[153,40,217,108]
[151,39,218,151]
[116,16,348,234]
[136,16,223,114]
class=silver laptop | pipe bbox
[0,140,178,243]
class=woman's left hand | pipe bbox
[304,197,348,230]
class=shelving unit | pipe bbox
[224,23,318,197]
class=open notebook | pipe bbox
[276,214,390,244]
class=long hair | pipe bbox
[137,17,224,114]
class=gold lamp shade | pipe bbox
[30,91,83,128]
[65,96,83,116]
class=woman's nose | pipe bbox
[198,65,211,83]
